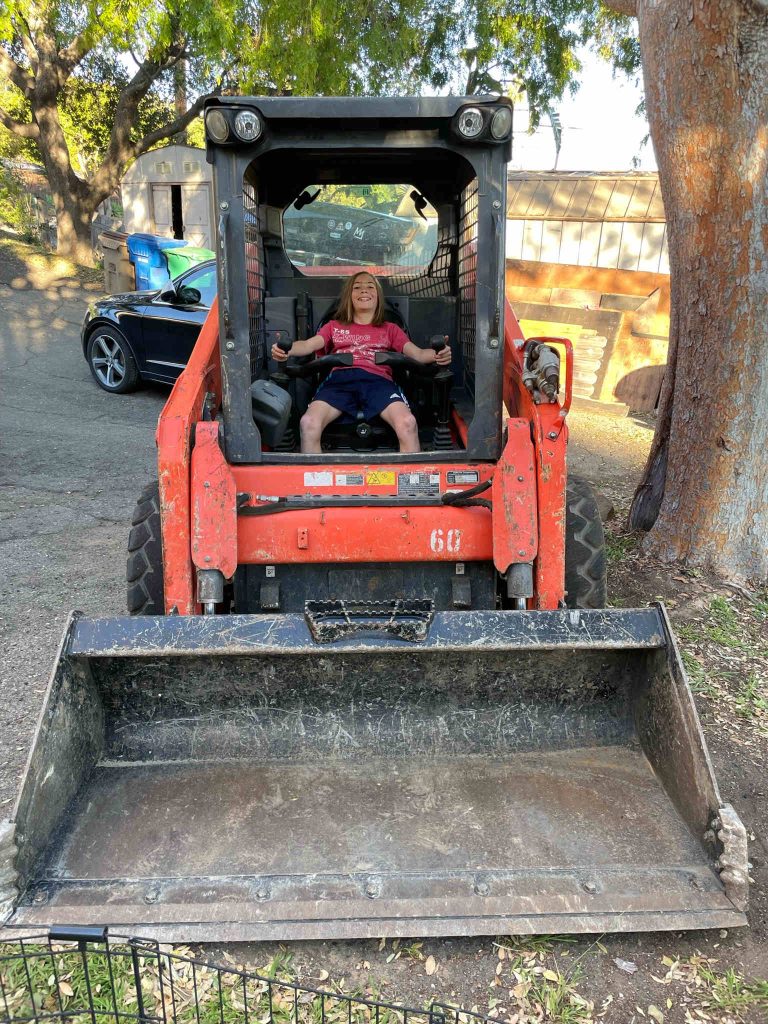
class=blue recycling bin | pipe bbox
[126,234,187,290]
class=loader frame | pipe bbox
[0,97,750,942]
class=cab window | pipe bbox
[282,185,437,275]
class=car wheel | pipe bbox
[86,326,140,393]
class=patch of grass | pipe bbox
[398,941,425,961]
[263,947,295,978]
[706,595,741,644]
[527,970,591,1022]
[680,650,720,698]
[679,597,761,655]
[735,673,768,719]
[604,531,639,564]
[698,965,768,1012]
[497,935,577,960]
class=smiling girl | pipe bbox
[272,271,450,453]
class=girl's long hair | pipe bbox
[334,272,385,326]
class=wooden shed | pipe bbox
[505,172,670,413]
[121,145,214,248]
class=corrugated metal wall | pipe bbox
[506,172,669,274]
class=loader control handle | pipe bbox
[374,350,447,378]
[283,352,354,378]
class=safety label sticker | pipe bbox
[397,472,441,497]
[365,470,396,486]
[335,473,364,486]
[303,472,333,487]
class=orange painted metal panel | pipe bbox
[233,461,495,564]
[156,300,222,614]
[236,505,493,564]
[191,422,238,580]
[503,300,568,608]
[491,420,538,573]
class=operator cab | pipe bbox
[256,176,467,454]
[204,97,512,463]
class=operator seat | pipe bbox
[299,298,412,452]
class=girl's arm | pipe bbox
[403,340,452,366]
[271,334,326,361]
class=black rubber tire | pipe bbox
[127,481,165,615]
[86,324,140,393]
[564,475,607,609]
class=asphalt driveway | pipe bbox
[0,271,165,806]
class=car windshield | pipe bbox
[282,184,437,276]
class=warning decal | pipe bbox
[335,473,364,487]
[365,470,396,486]
[397,472,441,497]
[304,472,333,487]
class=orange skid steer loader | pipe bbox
[2,97,749,941]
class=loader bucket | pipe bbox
[3,606,748,940]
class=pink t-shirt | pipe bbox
[318,320,409,380]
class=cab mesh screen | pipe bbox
[458,181,478,387]
[389,179,478,389]
[244,182,265,381]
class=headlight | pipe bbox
[457,107,485,139]
[234,110,263,142]
[490,106,513,140]
[205,109,230,143]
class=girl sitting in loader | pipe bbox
[271,271,451,453]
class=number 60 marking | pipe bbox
[430,528,462,554]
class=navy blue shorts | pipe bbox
[312,369,408,421]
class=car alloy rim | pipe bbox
[92,335,126,388]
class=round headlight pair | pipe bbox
[456,105,513,141]
[205,108,263,144]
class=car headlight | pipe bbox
[233,110,263,142]
[457,107,485,139]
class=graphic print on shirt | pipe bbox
[318,320,409,380]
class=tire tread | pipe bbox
[126,480,164,614]
[565,475,607,608]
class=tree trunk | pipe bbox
[30,66,100,265]
[173,58,188,146]
[51,187,99,265]
[629,0,768,583]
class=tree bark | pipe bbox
[629,0,768,583]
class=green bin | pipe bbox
[165,246,215,278]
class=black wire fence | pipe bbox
[0,928,492,1024]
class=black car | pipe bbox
[82,261,217,393]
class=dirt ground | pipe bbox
[0,238,766,1022]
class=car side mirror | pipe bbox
[158,283,177,303]
[176,285,202,306]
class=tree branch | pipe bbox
[10,13,39,71]
[134,91,211,154]
[0,105,40,137]
[57,26,99,82]
[86,49,208,206]
[0,47,35,96]
[600,0,638,15]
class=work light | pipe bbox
[205,109,230,143]
[490,106,513,140]
[456,107,484,138]
[234,110,263,142]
